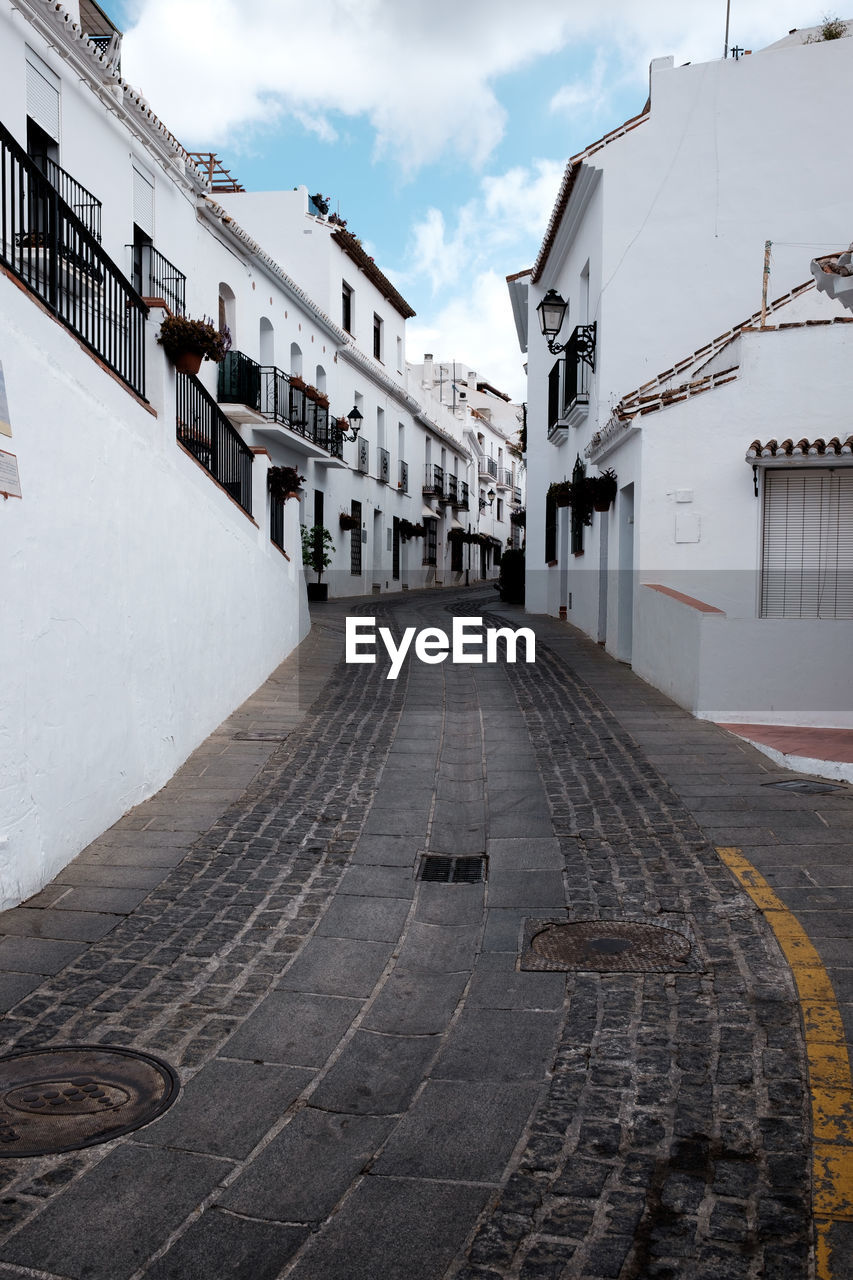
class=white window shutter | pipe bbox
[761,469,853,618]
[132,164,154,236]
[26,49,60,142]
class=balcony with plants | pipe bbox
[217,349,344,462]
[548,323,596,444]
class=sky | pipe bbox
[109,1,835,400]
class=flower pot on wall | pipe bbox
[173,350,204,375]
[307,582,328,602]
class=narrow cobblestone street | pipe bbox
[0,587,850,1279]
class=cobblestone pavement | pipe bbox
[0,587,850,1279]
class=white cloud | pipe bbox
[121,0,580,170]
[407,270,527,401]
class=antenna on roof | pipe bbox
[724,0,731,57]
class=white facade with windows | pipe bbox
[512,25,853,726]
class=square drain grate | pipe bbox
[763,779,842,795]
[419,854,487,884]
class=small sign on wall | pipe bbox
[0,449,22,500]
[0,363,11,438]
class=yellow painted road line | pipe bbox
[717,847,853,1279]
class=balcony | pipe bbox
[217,351,344,462]
[496,467,513,489]
[177,372,253,514]
[548,323,596,443]
[479,456,497,480]
[457,481,470,510]
[513,485,522,504]
[42,157,101,241]
[445,474,458,504]
[423,463,444,497]
[132,243,186,315]
[398,459,409,492]
[377,446,390,483]
[0,120,146,397]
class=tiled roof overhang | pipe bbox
[747,435,853,462]
[532,107,649,284]
[332,229,415,319]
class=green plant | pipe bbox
[510,508,526,528]
[808,14,847,39]
[157,314,232,363]
[339,511,360,531]
[310,193,330,215]
[586,468,618,511]
[301,524,335,582]
[547,480,573,508]
[268,466,305,500]
[399,519,425,541]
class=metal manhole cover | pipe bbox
[764,779,842,795]
[520,919,694,973]
[418,855,487,884]
[0,1046,179,1157]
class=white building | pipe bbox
[213,188,474,596]
[511,23,853,727]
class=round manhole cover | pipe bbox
[529,920,692,972]
[0,1046,179,1157]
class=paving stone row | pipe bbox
[446,604,812,1280]
[0,604,410,1239]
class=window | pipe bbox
[760,468,853,618]
[342,281,353,333]
[545,493,558,564]
[424,518,437,566]
[397,336,403,372]
[451,533,463,573]
[26,48,60,146]
[496,499,504,522]
[350,500,362,575]
[373,314,383,361]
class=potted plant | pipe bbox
[547,480,573,508]
[510,508,526,528]
[315,392,330,409]
[587,468,618,512]
[158,315,232,375]
[301,524,334,601]
[339,511,360,531]
[304,384,320,402]
[268,466,305,501]
[290,373,306,391]
[399,519,425,542]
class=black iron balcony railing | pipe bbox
[398,459,409,492]
[457,481,470,510]
[217,351,343,460]
[41,156,102,242]
[513,485,522,504]
[0,121,146,397]
[497,467,513,488]
[446,474,458,503]
[423,463,444,496]
[131,243,186,315]
[176,371,253,514]
[377,447,390,483]
[483,456,498,478]
[549,324,596,436]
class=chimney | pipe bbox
[423,354,434,387]
[467,370,477,394]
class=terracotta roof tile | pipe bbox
[532,107,650,284]
[747,435,853,458]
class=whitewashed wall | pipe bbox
[0,273,308,909]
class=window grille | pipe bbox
[760,468,853,618]
[350,500,362,575]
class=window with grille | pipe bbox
[760,468,853,618]
[424,518,437,566]
[342,281,353,333]
[350,500,362,575]
[545,493,557,563]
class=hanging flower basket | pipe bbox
[158,315,232,371]
[587,469,618,512]
[268,466,305,501]
[510,508,526,528]
[339,511,360,531]
[290,374,306,391]
[548,481,573,508]
[399,519,425,541]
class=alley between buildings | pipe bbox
[0,588,849,1279]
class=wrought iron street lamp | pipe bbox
[536,289,570,353]
[338,405,363,442]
